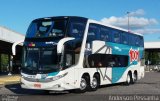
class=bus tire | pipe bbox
[77,76,90,93]
[89,74,100,91]
[132,72,138,84]
[125,73,132,85]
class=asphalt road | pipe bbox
[0,71,160,101]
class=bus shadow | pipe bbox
[5,83,126,95]
[102,82,124,87]
[5,84,69,95]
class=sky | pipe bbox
[0,0,160,42]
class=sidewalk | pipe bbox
[0,75,20,86]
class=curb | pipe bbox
[0,75,20,86]
[0,81,20,86]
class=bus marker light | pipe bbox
[28,43,35,47]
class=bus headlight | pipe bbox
[52,72,68,81]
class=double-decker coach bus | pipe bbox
[12,16,144,93]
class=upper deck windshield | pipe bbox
[26,17,87,39]
[26,18,67,38]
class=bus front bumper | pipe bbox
[21,77,68,91]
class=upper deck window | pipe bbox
[121,32,128,45]
[87,24,100,43]
[67,18,87,39]
[69,23,85,38]
[100,27,110,42]
[26,18,67,38]
[113,31,120,43]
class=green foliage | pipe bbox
[1,54,9,71]
[145,51,160,65]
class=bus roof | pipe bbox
[33,16,88,21]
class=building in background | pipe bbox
[144,42,160,65]
[144,42,160,71]
[0,26,25,75]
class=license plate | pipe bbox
[34,83,41,88]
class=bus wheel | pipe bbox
[90,75,99,91]
[125,73,131,85]
[78,76,89,93]
[132,72,138,84]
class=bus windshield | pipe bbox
[22,47,60,74]
[26,18,67,38]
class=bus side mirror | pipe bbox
[57,37,75,54]
[12,40,24,55]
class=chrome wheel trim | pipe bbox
[80,78,87,90]
[127,74,131,84]
[133,73,137,82]
[91,77,98,89]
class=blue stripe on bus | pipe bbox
[48,72,59,76]
[106,42,144,83]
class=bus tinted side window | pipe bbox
[87,24,100,43]
[129,34,135,46]
[100,27,111,42]
[69,23,86,38]
[88,54,128,67]
[136,36,144,47]
[129,34,144,47]
[113,30,120,43]
[67,18,87,39]
[121,32,129,45]
[135,36,140,46]
[139,36,144,47]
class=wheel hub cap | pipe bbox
[80,78,87,90]
[91,78,97,88]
